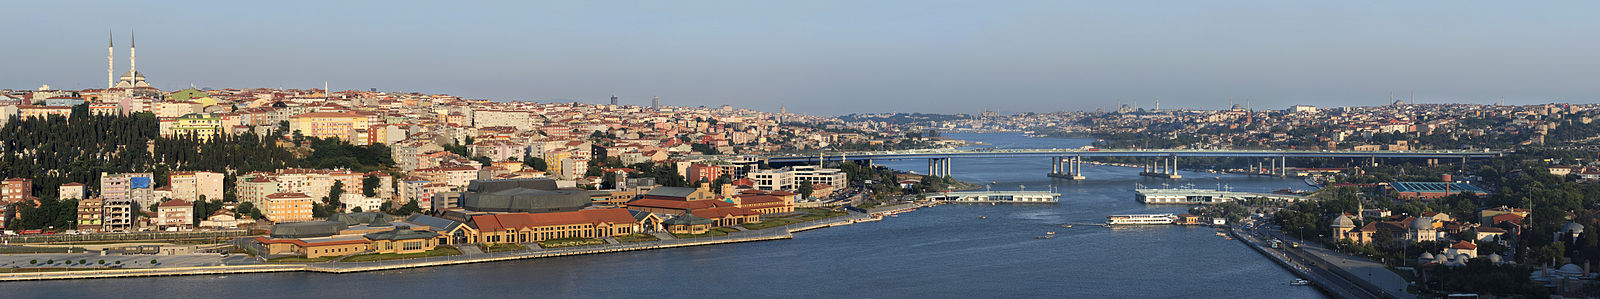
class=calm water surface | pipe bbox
[0,133,1323,298]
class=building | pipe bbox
[1,178,32,203]
[289,112,372,145]
[199,209,255,229]
[256,236,372,259]
[1390,181,1488,200]
[461,208,640,244]
[156,199,193,229]
[366,229,444,255]
[749,165,847,192]
[58,182,86,200]
[264,192,315,223]
[101,172,156,207]
[472,109,532,130]
[458,178,591,213]
[237,168,364,207]
[168,171,224,202]
[76,197,105,233]
[686,163,727,184]
[163,113,224,141]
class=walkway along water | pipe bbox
[0,210,891,282]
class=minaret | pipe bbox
[129,30,136,79]
[107,31,115,88]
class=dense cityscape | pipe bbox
[8,2,1600,299]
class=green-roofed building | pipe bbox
[664,213,715,235]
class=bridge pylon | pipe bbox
[1048,156,1086,180]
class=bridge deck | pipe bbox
[767,149,1502,162]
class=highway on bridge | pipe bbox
[765,149,1504,163]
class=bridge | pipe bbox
[764,149,1504,180]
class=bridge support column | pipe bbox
[1277,156,1287,177]
[934,156,947,177]
[1048,156,1085,180]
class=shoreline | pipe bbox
[0,204,930,282]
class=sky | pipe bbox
[3,1,1599,115]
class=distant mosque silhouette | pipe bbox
[108,30,150,88]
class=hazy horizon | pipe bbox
[4,1,1599,114]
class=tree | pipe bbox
[351,206,363,213]
[327,180,345,209]
[392,199,423,216]
[525,156,548,171]
[362,174,380,197]
[798,181,814,199]
[236,201,261,219]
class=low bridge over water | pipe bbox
[764,149,1504,180]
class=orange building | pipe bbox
[289,112,372,145]
[463,208,640,244]
[264,192,315,223]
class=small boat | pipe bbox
[1061,224,1073,228]
[1290,279,1310,286]
[1046,232,1056,235]
[979,216,987,219]
[1035,235,1054,239]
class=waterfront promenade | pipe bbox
[1234,223,1414,299]
[0,210,893,281]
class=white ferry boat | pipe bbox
[1105,213,1177,225]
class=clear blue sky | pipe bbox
[4,1,1598,114]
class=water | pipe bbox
[0,133,1323,298]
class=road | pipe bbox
[1234,226,1380,299]
[1249,224,1413,299]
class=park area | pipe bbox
[538,238,606,248]
[741,208,848,230]
[341,246,461,262]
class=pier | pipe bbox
[1136,188,1304,204]
[926,191,1059,203]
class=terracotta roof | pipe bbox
[159,199,191,207]
[266,192,312,199]
[625,198,731,210]
[468,208,635,231]
[735,195,785,206]
[254,237,371,247]
[691,207,760,219]
[291,111,365,118]
[1450,241,1478,250]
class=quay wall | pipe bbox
[0,211,884,281]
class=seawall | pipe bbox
[0,212,875,282]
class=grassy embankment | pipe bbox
[342,246,462,262]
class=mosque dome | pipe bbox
[1410,217,1433,230]
[120,70,146,79]
[1563,222,1585,234]
[1332,214,1355,228]
[1487,254,1502,264]
[1560,264,1584,275]
[1418,252,1434,261]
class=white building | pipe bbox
[749,165,848,191]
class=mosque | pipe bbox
[108,31,150,88]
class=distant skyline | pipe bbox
[4,1,1599,114]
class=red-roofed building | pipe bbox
[1446,240,1479,259]
[156,199,194,229]
[463,208,640,244]
[731,194,794,214]
[690,207,761,226]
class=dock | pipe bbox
[1136,188,1304,205]
[926,191,1059,203]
